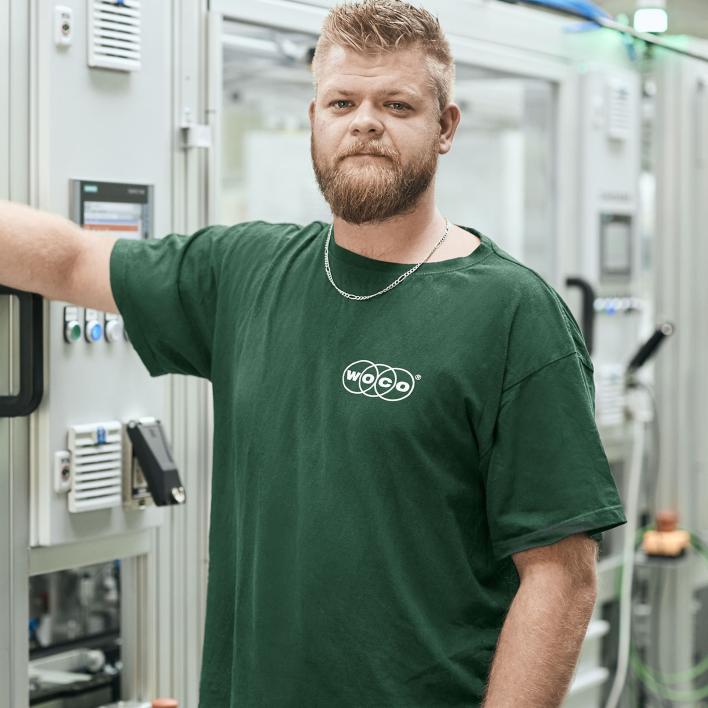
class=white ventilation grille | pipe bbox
[88,0,141,72]
[68,422,123,513]
[606,78,631,142]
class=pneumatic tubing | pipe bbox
[604,388,647,708]
[497,0,611,23]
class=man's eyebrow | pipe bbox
[323,88,420,100]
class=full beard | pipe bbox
[310,134,439,225]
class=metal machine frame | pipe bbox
[1,0,213,706]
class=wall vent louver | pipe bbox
[68,422,123,513]
[607,78,631,142]
[88,0,141,72]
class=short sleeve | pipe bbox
[109,225,232,380]
[483,350,627,560]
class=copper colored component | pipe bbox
[642,529,690,557]
[656,509,678,532]
[152,700,178,708]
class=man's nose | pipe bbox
[349,104,384,136]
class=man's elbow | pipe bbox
[578,537,600,599]
[576,572,598,609]
[512,532,600,593]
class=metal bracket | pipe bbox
[180,123,212,150]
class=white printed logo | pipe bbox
[342,359,416,402]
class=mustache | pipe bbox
[337,144,397,161]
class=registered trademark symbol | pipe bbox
[415,374,422,380]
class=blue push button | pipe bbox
[86,320,103,342]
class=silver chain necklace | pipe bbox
[323,218,450,301]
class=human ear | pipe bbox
[308,99,316,127]
[438,103,461,155]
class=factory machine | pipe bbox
[2,0,707,706]
[1,1,210,706]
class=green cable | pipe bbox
[631,645,708,686]
[612,525,651,597]
[630,648,708,702]
[610,524,708,700]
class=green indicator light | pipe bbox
[70,323,81,341]
[83,184,98,193]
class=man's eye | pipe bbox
[328,100,410,111]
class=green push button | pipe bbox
[65,321,82,343]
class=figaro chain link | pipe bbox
[323,218,450,301]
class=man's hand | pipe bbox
[0,201,118,312]
[481,533,599,707]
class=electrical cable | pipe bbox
[498,0,610,22]
[604,327,676,707]
[628,567,666,707]
[626,391,669,708]
[623,384,670,706]
[631,379,661,520]
[604,387,647,708]
[651,567,673,707]
[497,0,708,64]
[612,527,708,702]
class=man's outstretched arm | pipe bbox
[481,532,598,707]
[0,200,118,312]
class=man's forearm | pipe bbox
[0,200,83,299]
[1,199,126,313]
[481,573,597,707]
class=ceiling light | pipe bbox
[633,0,668,33]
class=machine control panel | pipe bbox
[63,305,126,344]
[62,180,151,349]
[32,179,163,547]
[71,180,153,240]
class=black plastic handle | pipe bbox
[627,322,675,376]
[0,286,44,417]
[565,276,596,356]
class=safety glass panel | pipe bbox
[437,67,556,280]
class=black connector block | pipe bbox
[126,420,186,506]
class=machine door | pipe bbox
[0,287,43,418]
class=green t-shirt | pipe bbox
[110,220,626,708]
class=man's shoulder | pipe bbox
[477,235,552,296]
[201,219,325,264]
[222,219,325,242]
[477,233,592,369]
[471,237,563,326]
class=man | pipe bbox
[0,0,626,706]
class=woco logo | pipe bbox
[342,359,417,402]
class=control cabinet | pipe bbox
[30,180,181,547]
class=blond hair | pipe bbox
[311,0,455,117]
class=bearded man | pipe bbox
[0,1,625,706]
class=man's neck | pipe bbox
[331,197,480,264]
[332,193,447,263]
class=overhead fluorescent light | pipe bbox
[633,0,668,33]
